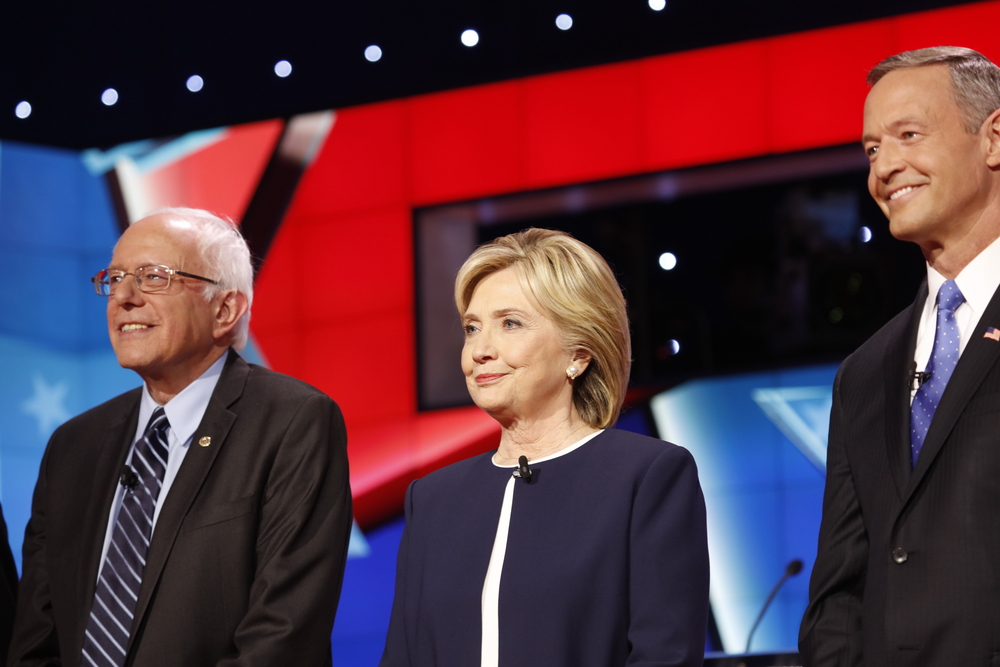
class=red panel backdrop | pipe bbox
[251,0,1000,527]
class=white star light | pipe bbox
[21,375,71,439]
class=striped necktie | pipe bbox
[910,280,965,468]
[81,407,170,667]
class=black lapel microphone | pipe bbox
[119,465,139,490]
[514,455,532,483]
[907,360,931,391]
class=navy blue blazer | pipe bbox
[380,428,709,667]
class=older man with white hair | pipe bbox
[9,208,351,667]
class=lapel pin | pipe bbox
[985,327,1000,341]
[198,436,211,447]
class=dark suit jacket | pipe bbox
[8,351,352,667]
[800,281,1000,666]
[0,504,19,662]
[380,429,709,667]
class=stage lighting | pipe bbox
[556,14,573,30]
[461,29,479,47]
[859,226,872,243]
[275,60,292,77]
[101,88,119,106]
[365,45,383,62]
[649,0,667,10]
[14,101,31,119]
[186,75,204,92]
[658,252,677,271]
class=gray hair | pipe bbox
[144,207,254,350]
[868,46,1000,133]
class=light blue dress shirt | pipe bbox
[96,352,227,582]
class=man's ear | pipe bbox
[985,107,1000,168]
[212,290,249,343]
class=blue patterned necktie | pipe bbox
[82,407,170,667]
[911,280,965,468]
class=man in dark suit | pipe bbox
[8,208,351,666]
[800,47,1000,666]
[0,505,18,661]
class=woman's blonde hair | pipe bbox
[455,228,631,428]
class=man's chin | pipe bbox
[887,217,925,243]
[114,354,150,374]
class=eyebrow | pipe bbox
[861,117,929,145]
[107,260,165,270]
[463,307,527,321]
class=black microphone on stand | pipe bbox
[745,559,803,653]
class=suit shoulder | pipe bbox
[417,450,495,488]
[594,428,695,467]
[838,300,916,381]
[243,364,334,404]
[51,387,141,440]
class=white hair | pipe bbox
[143,207,254,350]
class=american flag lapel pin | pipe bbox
[985,327,1000,341]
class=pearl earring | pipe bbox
[566,366,579,379]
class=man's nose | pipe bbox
[112,275,145,306]
[871,141,904,183]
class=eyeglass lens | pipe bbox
[95,266,172,296]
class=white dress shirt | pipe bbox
[912,235,1000,400]
[96,352,226,582]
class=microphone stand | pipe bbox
[745,559,802,653]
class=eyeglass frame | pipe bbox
[92,264,220,296]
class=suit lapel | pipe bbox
[883,283,926,500]
[906,282,1000,501]
[75,392,140,656]
[127,350,248,654]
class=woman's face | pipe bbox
[461,267,580,425]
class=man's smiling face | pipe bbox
[863,65,993,249]
[106,214,221,385]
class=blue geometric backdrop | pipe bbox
[0,140,138,567]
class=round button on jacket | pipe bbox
[892,547,908,564]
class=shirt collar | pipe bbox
[926,233,1000,317]
[491,429,605,468]
[136,352,227,446]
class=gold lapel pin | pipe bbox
[198,436,211,447]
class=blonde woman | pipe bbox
[381,228,709,667]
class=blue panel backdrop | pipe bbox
[0,140,137,569]
[650,365,837,653]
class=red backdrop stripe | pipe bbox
[251,0,1000,527]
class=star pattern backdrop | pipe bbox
[0,140,139,565]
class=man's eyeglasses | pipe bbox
[92,265,220,296]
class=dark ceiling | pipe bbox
[0,0,971,149]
